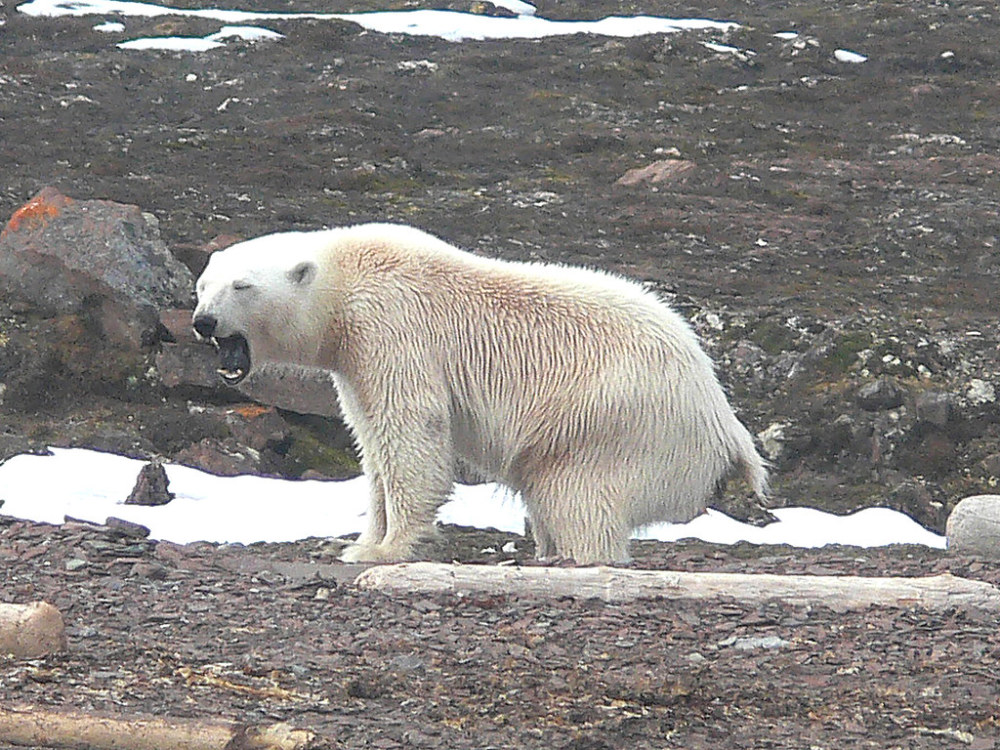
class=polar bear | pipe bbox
[192,223,768,564]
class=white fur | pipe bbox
[193,223,768,564]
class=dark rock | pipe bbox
[0,435,50,464]
[914,390,952,427]
[887,479,945,532]
[129,561,169,579]
[104,516,151,539]
[856,377,906,411]
[472,2,519,19]
[979,453,1000,478]
[68,431,156,459]
[141,407,228,455]
[813,413,856,459]
[156,341,220,390]
[0,187,194,349]
[174,438,263,476]
[907,430,958,479]
[170,233,243,277]
[158,308,198,344]
[125,462,175,506]
[225,405,291,454]
[237,365,343,419]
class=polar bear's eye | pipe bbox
[232,280,253,291]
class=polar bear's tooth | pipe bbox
[210,336,219,349]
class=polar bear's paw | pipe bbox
[340,541,410,564]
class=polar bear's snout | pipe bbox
[192,314,217,340]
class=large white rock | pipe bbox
[946,495,1000,556]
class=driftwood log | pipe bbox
[354,562,1000,612]
[0,602,67,658]
[0,706,315,750]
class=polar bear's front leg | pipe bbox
[340,402,455,563]
[352,462,387,549]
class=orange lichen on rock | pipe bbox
[2,187,75,238]
[230,404,274,419]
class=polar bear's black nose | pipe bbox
[193,314,217,339]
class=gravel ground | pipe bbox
[3,516,1000,749]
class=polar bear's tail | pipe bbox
[743,450,770,501]
[735,426,770,501]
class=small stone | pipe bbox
[104,516,151,539]
[856,376,906,411]
[64,558,88,571]
[129,561,168,580]
[967,378,996,405]
[979,453,1000,478]
[914,390,952,427]
[947,495,1000,557]
[616,159,697,186]
[125,462,174,506]
[389,654,425,672]
[757,422,789,461]
[314,587,331,601]
[732,635,791,650]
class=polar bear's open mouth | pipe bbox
[213,334,251,386]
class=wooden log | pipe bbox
[0,602,67,658]
[0,706,315,750]
[354,562,1000,612]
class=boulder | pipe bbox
[0,601,67,659]
[946,495,1000,557]
[0,187,194,349]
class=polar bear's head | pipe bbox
[192,232,322,386]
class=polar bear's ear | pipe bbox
[289,261,317,286]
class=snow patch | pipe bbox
[18,0,738,45]
[834,48,867,63]
[118,24,283,51]
[0,448,946,549]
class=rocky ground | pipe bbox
[3,516,1000,749]
[2,0,1000,747]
